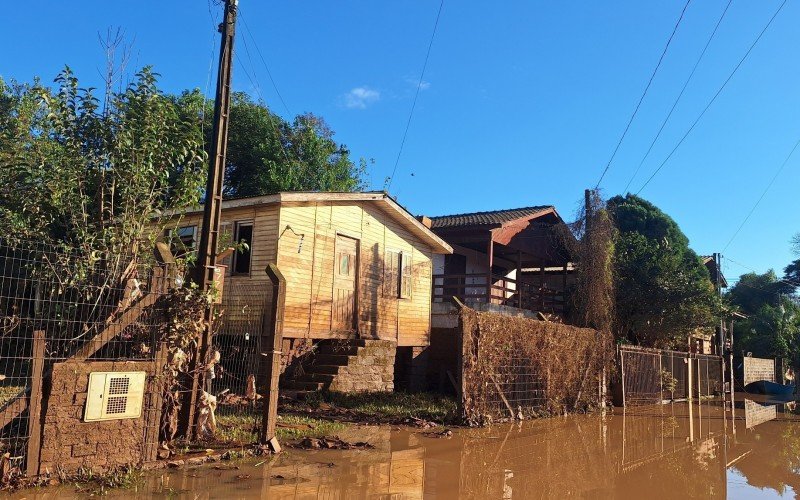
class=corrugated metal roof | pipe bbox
[429,206,554,229]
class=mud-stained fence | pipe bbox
[456,302,611,424]
[0,239,171,480]
[618,345,724,406]
[742,356,775,386]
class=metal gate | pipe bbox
[619,345,723,406]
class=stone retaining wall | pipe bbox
[328,340,396,393]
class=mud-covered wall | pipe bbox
[38,360,158,474]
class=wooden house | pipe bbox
[165,192,452,393]
[424,205,574,320]
[418,205,575,393]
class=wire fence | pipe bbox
[0,238,169,474]
[619,345,723,406]
[211,281,271,446]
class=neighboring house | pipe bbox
[423,205,574,321]
[416,205,575,393]
[165,192,452,393]
[692,255,728,355]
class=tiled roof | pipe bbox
[429,206,553,229]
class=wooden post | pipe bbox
[144,342,169,462]
[516,251,523,309]
[687,353,694,402]
[539,261,546,312]
[261,264,286,451]
[452,297,467,417]
[620,347,626,408]
[486,237,494,304]
[26,330,46,477]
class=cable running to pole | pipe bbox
[238,9,292,116]
[723,136,800,252]
[595,0,692,189]
[623,0,732,194]
[386,0,445,191]
[636,0,788,195]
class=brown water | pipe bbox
[13,397,800,499]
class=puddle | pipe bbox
[11,397,800,498]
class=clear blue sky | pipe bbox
[3,0,799,284]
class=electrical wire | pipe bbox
[636,0,789,195]
[726,256,800,288]
[238,8,292,116]
[722,136,800,252]
[233,37,293,165]
[386,0,445,191]
[595,0,692,189]
[622,0,733,194]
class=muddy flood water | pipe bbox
[13,396,800,499]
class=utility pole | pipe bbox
[179,0,238,440]
[714,252,724,355]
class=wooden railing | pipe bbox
[432,273,565,314]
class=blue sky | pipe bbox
[3,1,799,284]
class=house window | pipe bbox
[168,226,197,259]
[338,252,352,276]
[399,252,412,299]
[232,222,253,275]
[385,250,412,299]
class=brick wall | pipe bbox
[38,360,158,475]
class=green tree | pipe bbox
[729,271,800,362]
[190,91,367,197]
[0,67,206,263]
[784,232,800,293]
[607,194,722,347]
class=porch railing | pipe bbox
[432,273,565,314]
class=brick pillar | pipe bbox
[409,346,430,392]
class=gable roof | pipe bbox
[429,206,557,229]
[173,191,452,254]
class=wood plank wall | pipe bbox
[277,201,433,347]
[165,200,435,347]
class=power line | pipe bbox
[726,256,799,287]
[238,9,292,116]
[233,38,293,165]
[623,0,733,194]
[636,0,788,195]
[595,0,692,189]
[722,136,800,252]
[386,0,445,191]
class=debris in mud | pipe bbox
[293,437,375,450]
[422,429,453,438]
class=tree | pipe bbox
[189,91,367,197]
[784,232,800,293]
[607,194,722,347]
[0,67,207,264]
[729,270,800,362]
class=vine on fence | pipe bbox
[460,306,612,425]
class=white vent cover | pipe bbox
[84,371,146,422]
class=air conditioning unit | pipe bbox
[84,371,147,422]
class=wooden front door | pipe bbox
[333,235,358,333]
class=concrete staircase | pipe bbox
[282,339,396,393]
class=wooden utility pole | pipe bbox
[179,0,238,439]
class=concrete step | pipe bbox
[316,344,360,356]
[296,373,335,383]
[304,364,343,375]
[313,353,356,366]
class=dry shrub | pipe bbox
[460,306,612,424]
